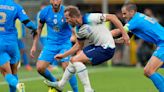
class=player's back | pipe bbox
[0,0,21,40]
[127,12,164,46]
[76,13,115,49]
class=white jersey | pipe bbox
[76,13,115,49]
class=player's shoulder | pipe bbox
[39,5,51,16]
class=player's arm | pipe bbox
[30,20,44,58]
[55,40,84,60]
[22,19,37,38]
[16,4,37,38]
[70,28,77,43]
[105,14,130,45]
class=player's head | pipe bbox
[50,0,62,11]
[64,5,82,27]
[121,3,137,22]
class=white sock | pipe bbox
[58,62,75,88]
[73,62,93,92]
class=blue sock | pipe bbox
[150,73,164,92]
[5,74,18,91]
[41,69,56,82]
[9,74,18,92]
[69,74,78,92]
[22,53,29,66]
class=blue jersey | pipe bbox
[124,12,164,46]
[0,0,29,41]
[39,5,72,47]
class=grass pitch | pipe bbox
[0,66,162,92]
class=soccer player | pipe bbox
[112,3,164,92]
[30,0,78,92]
[0,0,37,92]
[16,19,32,71]
[44,5,129,92]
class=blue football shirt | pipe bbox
[39,5,72,48]
[0,0,29,41]
[124,12,164,46]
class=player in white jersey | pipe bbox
[44,5,129,92]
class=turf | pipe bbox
[0,66,163,92]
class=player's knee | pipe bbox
[144,67,154,77]
[36,65,45,74]
[70,57,77,63]
[61,62,68,70]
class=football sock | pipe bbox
[43,69,56,82]
[69,75,78,92]
[59,62,75,89]
[5,74,18,92]
[150,72,164,92]
[9,74,18,92]
[73,62,93,92]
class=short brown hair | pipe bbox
[64,5,81,18]
[122,3,137,12]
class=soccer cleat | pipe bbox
[16,83,25,92]
[44,80,62,92]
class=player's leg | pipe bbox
[60,44,78,92]
[71,45,115,92]
[7,42,26,92]
[70,51,93,92]
[37,49,57,82]
[61,62,78,92]
[144,47,164,92]
[10,62,19,92]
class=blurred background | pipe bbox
[1,0,164,92]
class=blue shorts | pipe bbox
[18,39,25,49]
[83,45,115,65]
[0,41,20,66]
[38,44,71,65]
[153,46,164,62]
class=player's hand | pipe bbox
[55,54,64,61]
[122,33,130,45]
[30,46,36,58]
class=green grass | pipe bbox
[0,66,163,92]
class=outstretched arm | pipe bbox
[105,14,130,45]
[55,40,84,60]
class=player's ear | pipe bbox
[130,10,135,16]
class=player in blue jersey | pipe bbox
[111,3,164,92]
[16,19,33,71]
[0,0,37,92]
[30,0,78,92]
[44,5,129,92]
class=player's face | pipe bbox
[121,7,133,22]
[50,0,62,10]
[65,11,78,27]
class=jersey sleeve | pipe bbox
[39,8,48,23]
[124,17,137,32]
[16,5,29,22]
[76,24,91,40]
[84,13,107,24]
